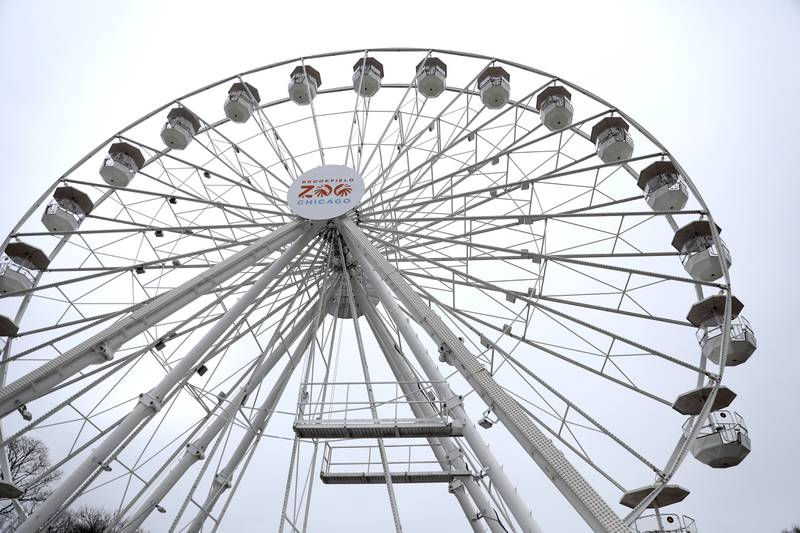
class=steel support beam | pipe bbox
[15,221,320,533]
[119,294,326,533]
[0,220,314,419]
[184,288,330,533]
[340,224,543,533]
[353,276,498,533]
[338,216,629,533]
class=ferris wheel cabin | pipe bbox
[638,161,689,212]
[415,57,447,98]
[41,186,93,233]
[0,242,49,294]
[224,81,260,123]
[352,57,384,97]
[160,107,201,150]
[688,294,756,366]
[99,142,145,187]
[478,66,511,109]
[536,85,574,131]
[684,410,751,468]
[288,65,321,105]
[590,116,635,163]
[671,220,731,281]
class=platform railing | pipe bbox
[321,441,462,477]
[296,380,446,424]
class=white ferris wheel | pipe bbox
[0,49,756,533]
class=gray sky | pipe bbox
[1,1,799,531]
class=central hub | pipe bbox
[287,165,365,220]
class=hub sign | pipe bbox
[287,165,365,220]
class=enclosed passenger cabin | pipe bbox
[671,221,731,281]
[288,65,321,105]
[41,186,93,233]
[685,410,751,468]
[415,57,447,98]
[352,57,384,97]
[99,142,145,187]
[688,294,756,366]
[632,513,698,533]
[224,81,260,123]
[478,66,510,109]
[638,161,689,212]
[160,107,201,150]
[0,243,49,294]
[536,85,574,131]
[590,117,634,163]
[698,316,757,366]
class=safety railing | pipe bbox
[683,410,748,445]
[632,513,698,533]
[696,315,754,346]
[321,441,462,477]
[296,380,446,424]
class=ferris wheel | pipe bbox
[0,49,757,533]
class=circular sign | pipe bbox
[287,165,365,220]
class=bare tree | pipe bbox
[0,437,146,532]
[0,436,61,520]
[45,505,146,533]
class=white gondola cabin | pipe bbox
[478,66,510,109]
[685,410,751,468]
[671,220,731,281]
[352,57,384,97]
[0,242,49,294]
[536,85,574,131]
[160,107,201,150]
[637,161,689,212]
[288,65,321,105]
[688,294,756,366]
[590,117,634,163]
[224,82,260,123]
[415,57,447,98]
[99,142,145,187]
[41,186,93,233]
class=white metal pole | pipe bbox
[0,219,311,418]
[338,247,403,533]
[120,294,323,533]
[184,302,323,533]
[351,256,543,533]
[16,221,321,533]
[354,277,497,533]
[338,216,630,533]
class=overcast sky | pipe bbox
[1,1,799,531]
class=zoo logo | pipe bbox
[298,183,353,199]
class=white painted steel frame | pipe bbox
[0,48,739,533]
